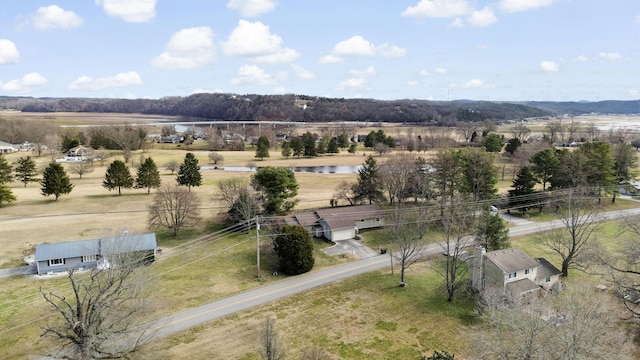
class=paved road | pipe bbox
[145,206,640,342]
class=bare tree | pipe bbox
[456,121,477,142]
[69,159,95,179]
[545,120,564,144]
[435,199,477,302]
[587,121,600,141]
[208,151,224,165]
[164,160,179,174]
[373,142,390,156]
[473,285,633,360]
[509,122,531,142]
[261,317,284,360]
[217,177,260,228]
[93,147,111,167]
[378,153,416,205]
[542,188,602,277]
[299,345,330,360]
[148,183,201,236]
[566,117,579,142]
[40,234,155,360]
[602,216,640,317]
[386,205,428,287]
[333,181,359,206]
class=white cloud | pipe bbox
[419,70,430,76]
[599,52,622,60]
[0,39,20,64]
[451,18,465,27]
[318,54,343,64]
[468,7,498,27]
[96,0,156,23]
[226,0,277,17]
[68,71,143,91]
[152,27,215,70]
[191,88,224,94]
[574,55,589,62]
[323,36,406,62]
[407,80,420,86]
[337,66,377,90]
[291,64,315,80]
[435,67,447,75]
[636,15,640,23]
[30,5,83,30]
[498,0,554,13]
[222,20,299,63]
[0,73,47,93]
[402,0,473,18]
[461,79,490,88]
[540,60,559,72]
[229,64,276,85]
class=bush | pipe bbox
[273,225,314,275]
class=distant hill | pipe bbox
[0,94,637,124]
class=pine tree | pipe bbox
[273,225,314,275]
[508,166,537,214]
[0,154,13,184]
[355,155,384,204]
[136,157,161,194]
[176,152,202,192]
[14,156,38,187]
[0,183,17,207]
[255,135,270,160]
[103,160,134,195]
[41,162,73,201]
[290,137,303,158]
[327,138,340,154]
[280,141,292,158]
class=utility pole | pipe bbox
[256,216,261,279]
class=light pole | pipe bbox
[256,216,261,279]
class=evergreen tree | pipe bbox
[355,155,384,204]
[0,154,13,184]
[176,152,202,192]
[252,166,299,215]
[337,133,350,149]
[0,183,16,207]
[475,207,510,251]
[327,138,340,154]
[348,143,357,154]
[530,148,560,191]
[459,148,498,201]
[504,137,521,155]
[136,157,161,194]
[301,132,317,157]
[280,141,291,158]
[41,162,73,201]
[290,136,303,158]
[14,156,38,187]
[273,225,314,275]
[482,133,505,153]
[508,166,537,214]
[255,135,270,160]
[103,160,134,195]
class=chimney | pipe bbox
[471,246,486,292]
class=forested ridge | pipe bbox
[0,94,638,123]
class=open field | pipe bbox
[2,112,640,358]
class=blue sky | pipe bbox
[0,0,638,101]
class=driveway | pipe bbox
[322,239,380,259]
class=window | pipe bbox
[49,258,65,266]
[546,277,551,282]
[82,254,97,262]
[375,218,380,222]
[524,269,530,275]
[508,272,517,279]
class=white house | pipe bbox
[471,247,562,296]
[0,141,17,153]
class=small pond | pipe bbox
[201,165,362,174]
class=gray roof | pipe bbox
[485,248,541,273]
[506,278,540,296]
[35,233,157,261]
[535,258,562,279]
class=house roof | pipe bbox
[317,204,383,231]
[320,216,357,230]
[35,233,157,261]
[506,278,540,295]
[0,141,16,148]
[535,258,562,279]
[485,248,541,273]
[294,212,320,227]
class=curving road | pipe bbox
[146,205,640,342]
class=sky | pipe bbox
[0,0,638,102]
